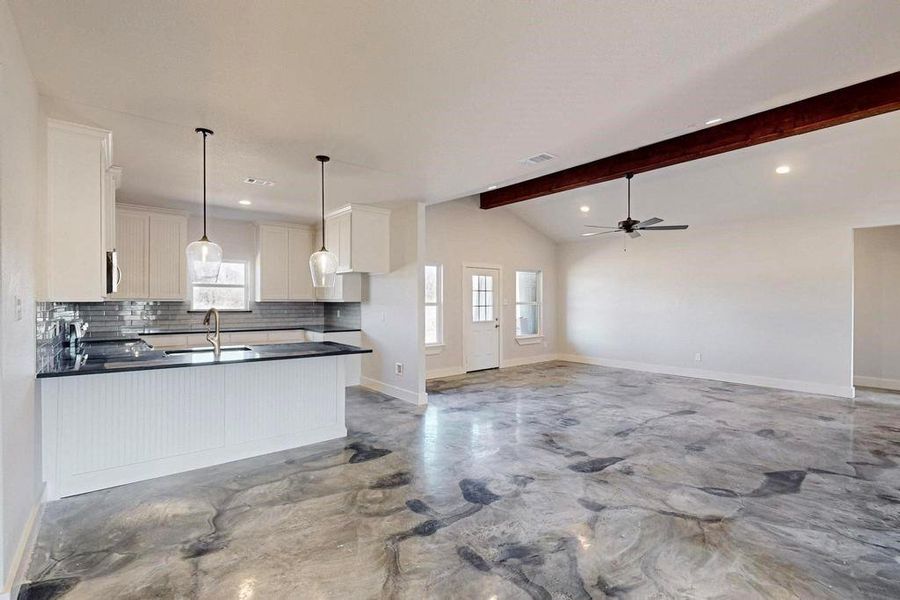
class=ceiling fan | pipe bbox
[582,173,689,238]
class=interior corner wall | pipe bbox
[425,196,558,378]
[853,225,900,390]
[361,202,426,404]
[0,0,44,586]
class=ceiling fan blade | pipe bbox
[628,231,642,238]
[584,225,620,229]
[636,217,663,228]
[639,225,689,230]
[581,229,621,237]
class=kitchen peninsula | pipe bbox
[38,339,371,499]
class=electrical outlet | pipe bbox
[336,309,341,318]
[694,352,702,363]
[394,362,403,376]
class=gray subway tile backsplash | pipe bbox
[36,300,361,372]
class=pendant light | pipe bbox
[309,155,338,288]
[185,127,223,282]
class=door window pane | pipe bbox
[472,275,494,322]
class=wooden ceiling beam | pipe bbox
[480,70,900,209]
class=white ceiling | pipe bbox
[507,110,900,241]
[10,0,900,223]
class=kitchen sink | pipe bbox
[164,345,252,355]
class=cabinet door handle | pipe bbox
[115,265,123,286]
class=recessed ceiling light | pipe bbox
[775,165,791,174]
[239,200,252,206]
[580,205,590,213]
[487,185,497,191]
[705,118,722,125]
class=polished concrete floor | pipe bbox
[18,362,900,599]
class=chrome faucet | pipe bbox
[203,308,221,356]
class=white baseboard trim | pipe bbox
[500,354,560,369]
[426,366,466,380]
[361,377,427,405]
[559,354,854,398]
[3,484,47,597]
[854,375,900,391]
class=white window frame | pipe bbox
[424,263,444,348]
[190,260,251,311]
[515,269,543,341]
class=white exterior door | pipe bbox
[465,267,500,372]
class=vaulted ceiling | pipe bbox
[11,0,900,223]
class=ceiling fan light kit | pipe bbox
[582,173,689,239]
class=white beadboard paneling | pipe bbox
[57,368,224,475]
[40,357,349,499]
[224,358,339,444]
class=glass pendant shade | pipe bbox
[186,236,223,282]
[310,154,337,288]
[187,127,222,283]
[309,248,338,288]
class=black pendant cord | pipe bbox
[316,155,331,251]
[195,127,214,241]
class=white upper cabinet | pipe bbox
[256,223,316,302]
[111,205,187,300]
[323,204,390,274]
[148,212,188,299]
[112,208,149,299]
[45,119,116,301]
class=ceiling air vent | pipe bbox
[243,177,275,186]
[520,152,557,166]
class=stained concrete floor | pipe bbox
[18,362,900,599]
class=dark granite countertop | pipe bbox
[38,340,372,379]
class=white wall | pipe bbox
[0,0,44,588]
[853,225,900,390]
[361,203,426,404]
[187,215,260,287]
[425,197,558,378]
[559,221,857,396]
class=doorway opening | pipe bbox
[853,225,900,397]
[464,266,500,372]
